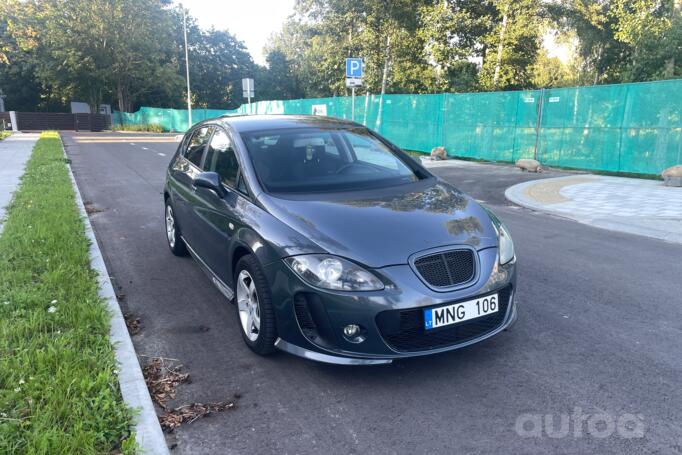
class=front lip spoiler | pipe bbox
[274,338,393,365]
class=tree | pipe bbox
[0,1,45,111]
[2,0,184,112]
[478,0,543,90]
[419,0,498,91]
[611,0,682,80]
[269,0,438,97]
[257,49,304,100]
[191,28,256,108]
[530,48,580,87]
[548,0,631,84]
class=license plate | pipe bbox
[424,293,499,330]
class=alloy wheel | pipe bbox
[165,204,176,248]
[236,270,260,341]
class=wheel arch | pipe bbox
[229,229,281,285]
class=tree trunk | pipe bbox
[593,46,603,85]
[380,34,391,96]
[493,3,509,88]
[346,25,353,96]
[376,34,391,132]
[117,80,132,112]
[89,88,101,114]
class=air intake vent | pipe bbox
[413,249,476,288]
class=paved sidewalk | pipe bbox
[0,133,40,234]
[506,174,682,243]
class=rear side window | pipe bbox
[184,127,212,167]
[204,128,239,188]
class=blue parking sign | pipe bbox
[346,58,363,78]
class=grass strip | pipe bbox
[0,132,134,454]
[0,131,11,140]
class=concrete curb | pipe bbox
[505,177,682,244]
[503,177,575,213]
[61,136,170,455]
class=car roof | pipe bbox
[212,114,361,133]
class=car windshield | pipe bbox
[241,127,421,193]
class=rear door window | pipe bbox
[184,127,212,167]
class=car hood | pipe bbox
[259,178,498,268]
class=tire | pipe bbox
[165,200,188,256]
[234,254,278,355]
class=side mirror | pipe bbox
[193,171,226,198]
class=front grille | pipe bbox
[375,286,512,352]
[413,249,476,288]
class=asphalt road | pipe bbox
[64,132,682,455]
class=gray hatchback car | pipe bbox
[164,115,517,365]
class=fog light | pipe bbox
[342,324,366,343]
[343,324,360,337]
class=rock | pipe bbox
[665,176,682,187]
[516,158,543,173]
[430,146,447,161]
[662,165,682,187]
[662,165,682,178]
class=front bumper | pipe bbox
[263,246,517,365]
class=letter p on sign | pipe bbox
[346,58,363,78]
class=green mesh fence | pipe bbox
[113,106,239,132]
[113,79,682,174]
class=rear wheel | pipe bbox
[165,201,188,256]
[234,255,277,355]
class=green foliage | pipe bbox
[1,0,681,111]
[116,123,165,133]
[611,0,682,80]
[478,0,543,90]
[531,47,580,88]
[167,7,256,109]
[0,133,133,453]
[419,0,497,91]
[257,49,304,100]
[268,0,439,97]
[548,0,633,84]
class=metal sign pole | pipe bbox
[351,87,355,121]
[242,78,254,115]
[182,5,192,127]
[533,88,545,161]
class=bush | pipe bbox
[115,123,165,133]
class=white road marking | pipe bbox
[142,146,149,150]
[157,152,166,157]
[130,142,135,146]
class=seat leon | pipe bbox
[163,115,517,365]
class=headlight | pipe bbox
[482,205,515,265]
[497,222,515,265]
[284,254,384,291]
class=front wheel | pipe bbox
[165,201,188,256]
[234,255,277,355]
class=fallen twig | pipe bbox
[160,401,235,432]
[142,357,190,409]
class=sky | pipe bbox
[180,0,296,65]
